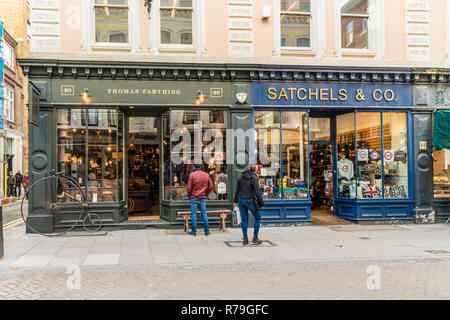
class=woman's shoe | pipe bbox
[252,235,263,245]
[243,236,249,246]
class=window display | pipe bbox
[255,111,281,200]
[163,110,228,201]
[383,112,408,198]
[337,113,356,198]
[336,111,409,200]
[57,108,124,203]
[433,148,450,198]
[255,111,309,201]
[356,112,382,199]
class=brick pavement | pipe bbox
[0,223,449,299]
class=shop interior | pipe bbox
[127,116,160,220]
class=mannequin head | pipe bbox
[339,152,346,160]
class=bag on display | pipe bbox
[394,150,406,162]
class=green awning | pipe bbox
[433,110,450,150]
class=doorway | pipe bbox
[127,144,160,220]
[310,143,334,216]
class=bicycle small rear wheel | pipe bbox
[21,174,87,236]
[83,213,102,233]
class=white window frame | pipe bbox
[83,0,140,53]
[3,85,15,123]
[150,0,205,54]
[334,0,384,58]
[1,40,15,70]
[273,0,325,57]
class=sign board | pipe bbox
[251,83,413,107]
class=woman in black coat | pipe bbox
[234,165,264,245]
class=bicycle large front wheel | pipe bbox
[21,175,88,236]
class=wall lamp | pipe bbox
[196,90,207,105]
[79,88,91,104]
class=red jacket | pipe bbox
[187,169,213,199]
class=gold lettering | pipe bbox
[373,89,383,101]
[297,88,307,101]
[278,88,288,100]
[268,87,277,100]
[309,88,319,101]
[384,89,395,102]
[320,88,329,101]
[107,89,111,94]
[338,89,347,101]
[176,90,181,94]
[330,88,338,101]
[287,88,296,100]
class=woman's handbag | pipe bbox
[232,206,242,225]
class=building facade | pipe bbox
[19,0,450,233]
[0,0,31,198]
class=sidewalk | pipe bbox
[1,223,450,272]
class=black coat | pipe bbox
[15,173,23,185]
[234,170,264,208]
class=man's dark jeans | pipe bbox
[189,198,209,235]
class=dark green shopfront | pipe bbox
[19,60,450,233]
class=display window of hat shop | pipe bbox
[162,110,228,202]
[57,108,125,203]
[336,112,409,200]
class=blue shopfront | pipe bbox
[251,82,414,224]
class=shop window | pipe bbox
[356,112,382,199]
[433,149,450,198]
[383,113,408,199]
[94,0,129,44]
[255,111,308,200]
[255,111,281,200]
[337,113,356,198]
[281,112,309,200]
[163,110,228,201]
[310,118,331,141]
[160,0,193,45]
[57,108,124,203]
[280,0,311,48]
[341,0,369,49]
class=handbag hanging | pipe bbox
[232,206,242,225]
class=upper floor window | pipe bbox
[160,0,193,45]
[94,0,129,44]
[280,0,311,48]
[3,85,15,123]
[1,40,14,70]
[341,0,369,49]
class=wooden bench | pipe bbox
[177,210,231,233]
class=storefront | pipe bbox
[251,79,415,223]
[20,60,254,233]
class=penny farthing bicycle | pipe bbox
[21,170,102,236]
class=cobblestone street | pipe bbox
[0,259,449,300]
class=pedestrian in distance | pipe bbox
[15,170,23,198]
[23,172,29,199]
[234,164,265,245]
[186,163,213,236]
[7,171,16,197]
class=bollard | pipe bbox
[0,206,3,259]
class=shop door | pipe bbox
[309,117,335,217]
[126,116,161,220]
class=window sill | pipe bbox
[341,49,376,58]
[91,43,132,52]
[280,47,316,57]
[158,47,197,54]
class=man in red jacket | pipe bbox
[187,164,213,236]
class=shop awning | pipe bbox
[433,110,450,150]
